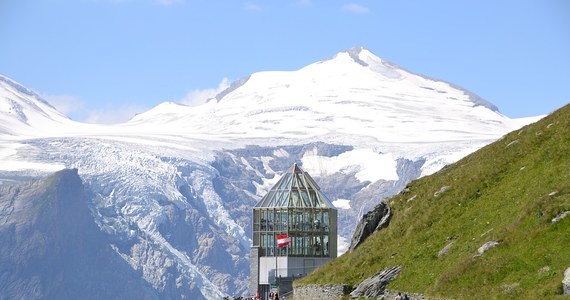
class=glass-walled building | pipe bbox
[250,164,337,299]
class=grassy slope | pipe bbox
[297,104,570,299]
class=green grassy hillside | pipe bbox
[297,104,570,299]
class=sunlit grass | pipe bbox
[297,104,570,299]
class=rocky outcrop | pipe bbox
[562,268,570,295]
[433,185,450,197]
[349,201,392,252]
[476,240,501,256]
[349,265,402,298]
[438,241,455,257]
[552,211,570,224]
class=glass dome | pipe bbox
[254,164,335,209]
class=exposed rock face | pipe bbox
[0,169,159,299]
[477,240,501,256]
[562,268,570,295]
[552,211,570,224]
[349,265,402,298]
[433,185,450,197]
[349,201,392,252]
[438,241,455,257]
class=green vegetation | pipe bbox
[297,104,570,299]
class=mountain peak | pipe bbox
[321,47,404,80]
[344,46,378,67]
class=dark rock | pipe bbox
[349,201,391,252]
[349,265,402,298]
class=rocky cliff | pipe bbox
[0,169,159,300]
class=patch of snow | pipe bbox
[273,148,289,158]
[302,147,398,182]
[0,160,65,172]
[337,235,350,257]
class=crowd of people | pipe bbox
[222,292,280,300]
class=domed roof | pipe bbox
[254,164,335,208]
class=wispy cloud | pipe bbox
[84,104,149,124]
[43,93,149,124]
[341,3,371,14]
[180,78,230,106]
[243,1,262,11]
[42,94,85,117]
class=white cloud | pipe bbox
[180,78,230,106]
[243,1,262,11]
[42,94,85,116]
[341,3,371,14]
[84,104,149,124]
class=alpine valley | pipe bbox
[0,48,541,299]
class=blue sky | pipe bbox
[1,0,569,123]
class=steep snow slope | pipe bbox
[0,48,543,298]
[0,74,75,136]
[129,47,523,144]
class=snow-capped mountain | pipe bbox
[0,48,542,299]
[128,47,524,142]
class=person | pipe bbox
[402,294,410,300]
[394,292,402,300]
[274,293,279,300]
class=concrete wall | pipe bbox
[250,247,260,295]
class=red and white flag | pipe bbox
[277,234,291,248]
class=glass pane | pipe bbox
[272,191,289,207]
[280,210,288,231]
[291,190,300,207]
[296,174,306,188]
[301,191,310,207]
[309,191,318,207]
